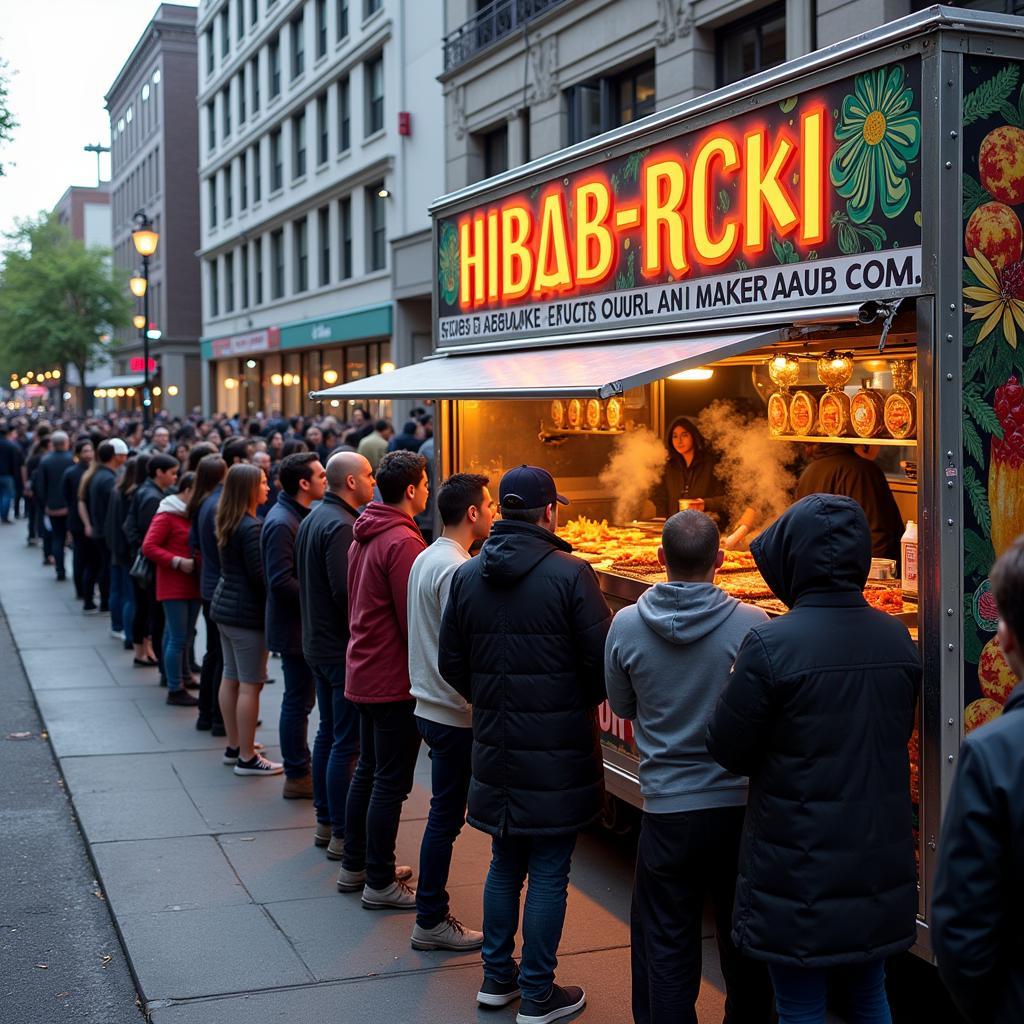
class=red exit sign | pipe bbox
[129,357,158,372]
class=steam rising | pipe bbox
[696,400,797,530]
[599,427,667,524]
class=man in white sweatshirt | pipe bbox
[406,472,495,952]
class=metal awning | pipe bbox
[93,374,145,389]
[312,327,783,401]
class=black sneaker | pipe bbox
[166,690,199,707]
[196,717,213,732]
[82,603,98,615]
[477,965,521,1008]
[515,985,585,1024]
[211,722,227,737]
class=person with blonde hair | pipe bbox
[211,463,279,775]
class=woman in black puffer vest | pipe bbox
[212,464,280,777]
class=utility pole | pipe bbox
[83,142,111,185]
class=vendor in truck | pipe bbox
[795,442,904,561]
[656,416,727,521]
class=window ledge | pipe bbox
[362,128,386,146]
[292,174,308,186]
[362,7,383,29]
[336,147,351,160]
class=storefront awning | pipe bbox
[93,374,145,390]
[311,328,783,401]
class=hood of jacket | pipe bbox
[157,493,188,517]
[752,493,871,607]
[637,580,744,644]
[479,519,572,585]
[351,501,421,544]
[1003,681,1024,715]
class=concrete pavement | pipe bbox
[0,520,731,1023]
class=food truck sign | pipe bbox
[436,59,923,345]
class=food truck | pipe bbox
[314,7,1024,954]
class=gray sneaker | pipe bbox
[325,836,345,860]
[337,864,413,892]
[411,915,483,951]
[314,822,331,848]
[361,878,417,910]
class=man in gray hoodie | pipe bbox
[605,510,773,1024]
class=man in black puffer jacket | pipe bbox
[439,465,611,1024]
[707,494,920,1021]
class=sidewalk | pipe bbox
[0,521,730,1023]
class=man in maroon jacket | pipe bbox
[338,449,429,909]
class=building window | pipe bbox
[271,228,284,298]
[206,101,216,152]
[251,0,259,24]
[337,0,348,39]
[316,92,329,165]
[364,0,381,17]
[220,6,230,57]
[208,176,218,228]
[251,56,261,112]
[225,251,235,312]
[716,4,786,87]
[337,74,350,151]
[270,127,283,191]
[318,205,330,285]
[566,59,656,145]
[339,195,352,278]
[482,124,508,179]
[365,53,383,136]
[254,236,264,303]
[238,71,247,123]
[253,142,262,201]
[239,151,248,209]
[316,0,327,58]
[290,11,305,79]
[269,36,281,97]
[237,0,245,40]
[222,87,231,138]
[224,166,233,219]
[292,111,306,178]
[205,27,214,75]
[209,259,220,317]
[294,217,308,292]
[241,243,250,308]
[366,182,386,271]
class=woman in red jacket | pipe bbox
[143,471,201,707]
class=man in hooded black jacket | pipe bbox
[707,493,920,1022]
[933,538,1024,1024]
[438,465,611,1024]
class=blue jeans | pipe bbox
[768,960,891,1024]
[278,652,315,779]
[50,513,68,578]
[310,662,361,836]
[121,570,135,643]
[415,716,473,929]
[482,832,578,1002]
[109,564,129,634]
[0,475,14,521]
[162,599,200,692]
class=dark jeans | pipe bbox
[631,806,774,1024]
[198,600,224,727]
[109,564,129,634]
[50,513,68,578]
[310,662,361,835]
[94,538,111,608]
[0,475,13,521]
[341,699,421,889]
[80,534,101,606]
[131,577,151,644]
[162,598,200,692]
[482,832,578,1002]
[25,493,37,540]
[414,716,473,929]
[769,961,891,1024]
[278,652,315,779]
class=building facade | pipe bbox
[197,0,443,419]
[440,0,918,195]
[106,3,202,417]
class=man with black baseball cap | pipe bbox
[439,465,611,1023]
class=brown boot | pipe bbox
[282,774,314,799]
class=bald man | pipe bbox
[295,452,376,859]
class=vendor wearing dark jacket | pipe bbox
[795,443,904,560]
[439,464,611,1022]
[933,539,1024,1024]
[706,494,920,1021]
[260,452,325,796]
[658,416,726,520]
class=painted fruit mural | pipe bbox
[961,58,1024,720]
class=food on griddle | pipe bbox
[864,589,904,614]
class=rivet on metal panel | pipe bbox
[950,130,958,138]
[946,451,954,458]
[948,643,955,651]
[948,718,955,726]
[947,334,954,342]
[947,80,954,86]
[950,304,957,311]
[948,754,955,763]
[947,372,954,381]
[945,161,952,169]
[929,837,937,851]
[947,480,954,488]
[947,608,954,616]
[948,518,955,526]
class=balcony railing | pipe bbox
[443,0,570,73]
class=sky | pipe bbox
[0,0,198,243]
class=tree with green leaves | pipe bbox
[0,56,16,176]
[0,213,132,411]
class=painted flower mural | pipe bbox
[964,250,1024,348]
[437,222,459,306]
[830,64,921,225]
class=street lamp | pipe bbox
[131,210,159,427]
[129,274,147,298]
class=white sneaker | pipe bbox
[233,754,283,776]
[361,878,417,910]
[411,915,483,951]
